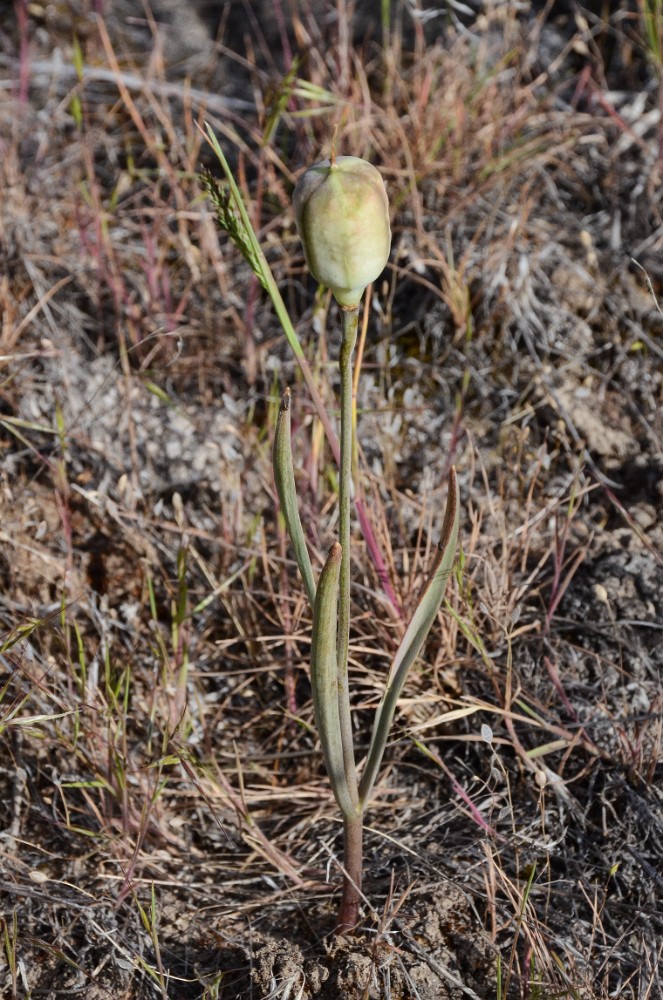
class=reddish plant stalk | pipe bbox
[335,811,364,934]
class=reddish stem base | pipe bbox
[334,812,363,935]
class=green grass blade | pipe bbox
[310,543,356,819]
[202,124,340,463]
[359,468,460,806]
[273,387,316,608]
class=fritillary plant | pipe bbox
[203,127,460,934]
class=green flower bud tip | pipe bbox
[293,155,391,309]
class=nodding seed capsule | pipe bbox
[293,156,391,309]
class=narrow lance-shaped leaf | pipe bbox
[273,388,316,609]
[358,467,460,807]
[310,543,357,820]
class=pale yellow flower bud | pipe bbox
[293,156,391,308]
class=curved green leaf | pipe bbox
[273,388,316,609]
[310,543,357,819]
[359,468,460,806]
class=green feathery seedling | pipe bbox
[203,130,460,934]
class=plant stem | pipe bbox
[338,306,359,806]
[334,306,363,935]
[335,809,364,934]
